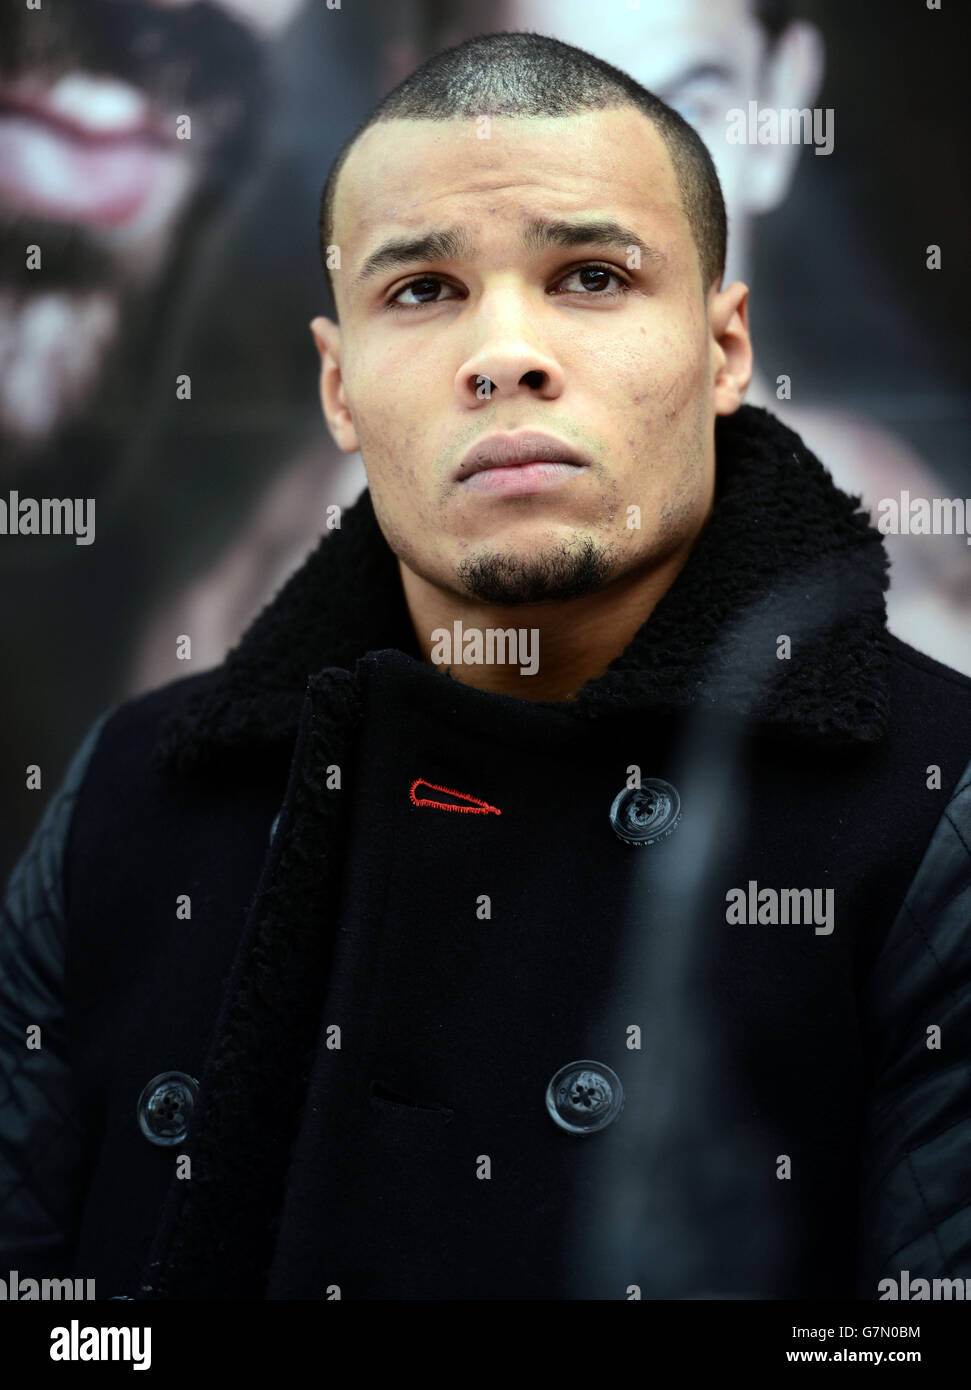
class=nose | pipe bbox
[454,289,565,406]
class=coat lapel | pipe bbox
[141,666,364,1297]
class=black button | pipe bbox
[546,1061,624,1135]
[609,778,681,846]
[136,1071,199,1147]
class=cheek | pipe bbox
[609,325,713,535]
[345,365,424,498]
[622,327,709,428]
[342,372,458,576]
[616,304,706,393]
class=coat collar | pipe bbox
[155,404,891,772]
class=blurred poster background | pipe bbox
[1,0,968,880]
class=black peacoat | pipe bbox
[1,405,970,1300]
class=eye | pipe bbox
[553,262,631,298]
[667,96,718,128]
[387,275,461,310]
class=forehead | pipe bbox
[333,107,687,279]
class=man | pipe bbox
[134,0,969,720]
[1,31,969,1300]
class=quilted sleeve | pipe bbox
[856,756,971,1296]
[0,712,112,1275]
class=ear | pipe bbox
[743,21,826,214]
[309,315,360,453]
[709,281,753,417]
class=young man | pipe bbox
[1,32,969,1301]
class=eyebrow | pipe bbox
[355,227,474,285]
[658,61,735,91]
[524,217,665,264]
[354,217,665,287]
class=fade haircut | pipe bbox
[318,31,727,319]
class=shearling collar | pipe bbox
[155,404,891,772]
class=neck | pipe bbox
[399,542,698,702]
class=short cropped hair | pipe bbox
[318,31,727,317]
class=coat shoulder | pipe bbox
[888,632,971,699]
[886,634,971,779]
[91,669,224,761]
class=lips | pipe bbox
[456,430,590,480]
[0,74,166,142]
[0,74,184,228]
[454,430,590,497]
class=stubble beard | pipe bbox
[456,534,617,605]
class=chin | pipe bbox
[454,535,617,606]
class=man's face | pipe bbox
[315,107,750,608]
[0,0,298,464]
